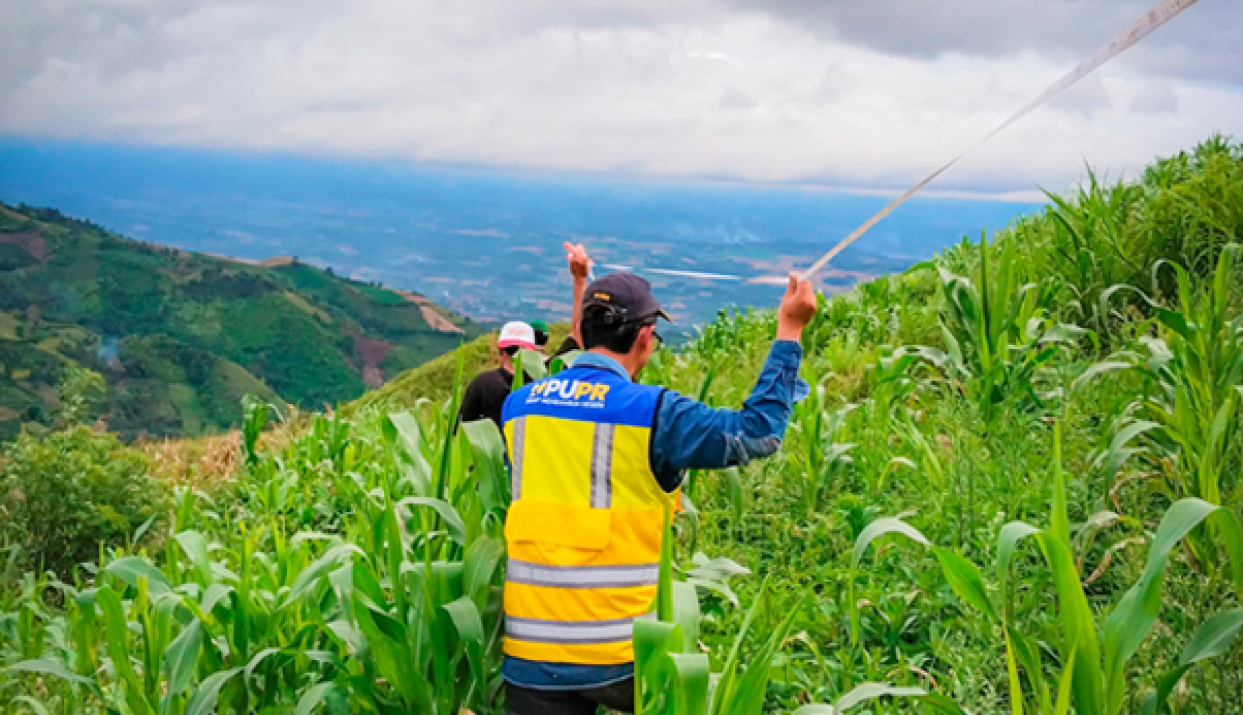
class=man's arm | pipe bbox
[649,274,817,490]
[564,242,591,348]
[650,341,802,487]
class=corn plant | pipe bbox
[240,396,278,467]
[1040,168,1145,338]
[1080,243,1243,508]
[915,232,1086,421]
[5,135,1243,714]
[1141,135,1243,278]
[0,403,511,714]
[634,514,959,715]
[850,420,1243,715]
[864,346,935,419]
[789,383,857,520]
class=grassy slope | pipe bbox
[348,323,572,413]
[0,202,483,440]
[2,137,1240,714]
[641,137,1243,709]
[346,135,1243,709]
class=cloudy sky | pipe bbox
[2,0,1240,193]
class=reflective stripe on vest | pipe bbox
[507,615,655,645]
[510,415,526,499]
[590,423,614,509]
[501,366,670,666]
[507,559,659,589]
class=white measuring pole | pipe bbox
[796,0,1200,281]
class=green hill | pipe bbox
[0,202,483,440]
[347,323,572,415]
[3,137,1243,714]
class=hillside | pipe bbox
[0,202,482,440]
[2,137,1242,714]
[346,322,572,414]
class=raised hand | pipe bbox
[563,242,592,279]
[776,272,817,341]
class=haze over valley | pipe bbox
[0,142,1040,330]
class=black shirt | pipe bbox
[459,367,517,433]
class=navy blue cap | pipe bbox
[582,271,670,323]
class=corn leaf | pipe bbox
[163,619,203,697]
[836,683,927,712]
[1178,607,1243,666]
[852,517,930,567]
[931,547,997,622]
[1053,644,1077,715]
[295,681,348,715]
[462,534,504,611]
[184,666,242,715]
[103,556,172,599]
[443,595,487,701]
[1032,531,1104,714]
[720,593,806,715]
[665,581,700,654]
[669,652,712,713]
[462,418,508,513]
[398,497,467,546]
[173,530,214,588]
[96,586,155,715]
[1142,608,1243,714]
[4,658,97,690]
[1103,499,1243,713]
[710,578,769,715]
[634,618,684,715]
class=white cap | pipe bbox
[497,321,537,350]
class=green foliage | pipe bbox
[916,232,1084,420]
[1,396,512,713]
[1040,169,1144,337]
[789,383,856,520]
[1079,244,1243,506]
[639,136,1243,712]
[0,427,171,578]
[240,396,275,466]
[3,136,1243,713]
[0,202,481,440]
[352,323,572,416]
[850,422,1243,715]
[1140,135,1243,278]
[56,366,106,427]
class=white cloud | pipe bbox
[688,51,747,68]
[0,0,1240,192]
[1129,81,1179,114]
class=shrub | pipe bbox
[0,426,171,577]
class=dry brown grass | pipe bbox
[143,432,242,488]
[142,404,315,488]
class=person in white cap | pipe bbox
[459,321,537,433]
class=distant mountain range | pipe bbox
[0,201,482,440]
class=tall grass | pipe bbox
[1081,244,1243,507]
[3,135,1243,712]
[2,389,513,713]
[851,418,1243,714]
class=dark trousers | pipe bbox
[506,679,635,715]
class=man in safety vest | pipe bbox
[500,270,817,714]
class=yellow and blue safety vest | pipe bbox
[501,365,676,666]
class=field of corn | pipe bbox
[2,136,1243,714]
